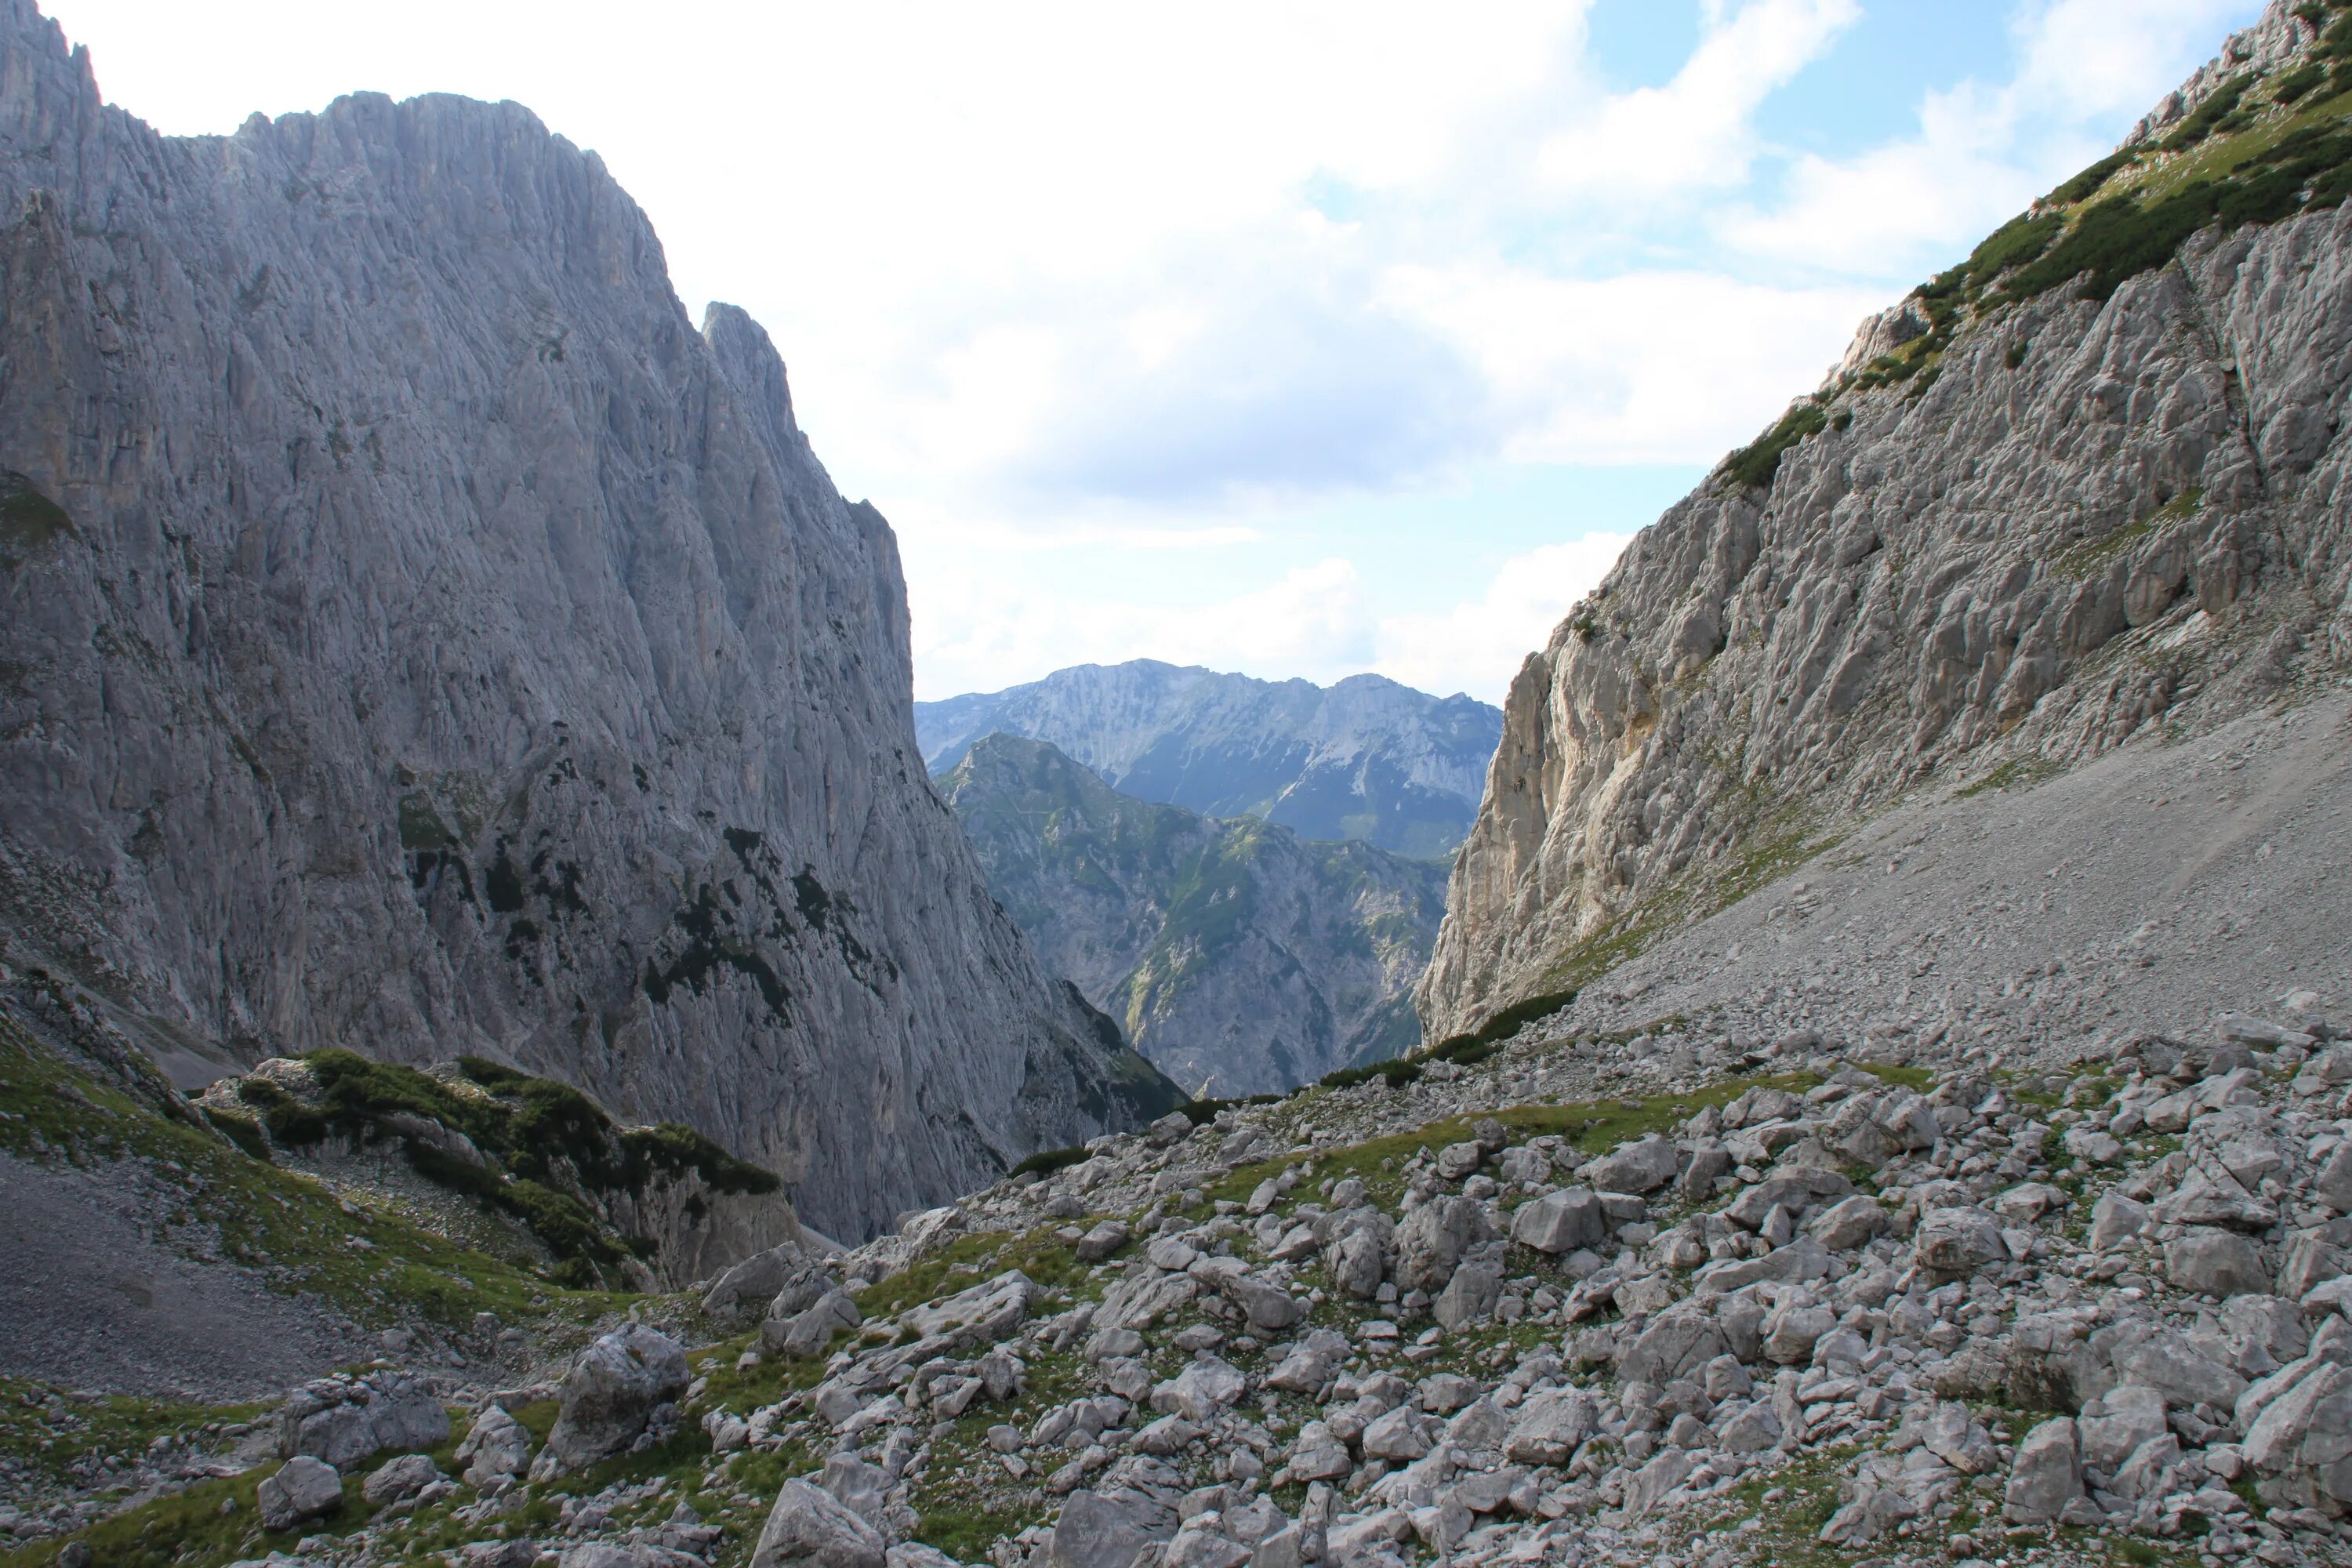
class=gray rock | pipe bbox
[767,1289,864,1360]
[2077,1385,2169,1472]
[2001,1418,2082,1523]
[1509,1189,1606,1254]
[2166,1227,2271,1298]
[278,1373,448,1470]
[704,1241,811,1319]
[0,5,1178,1253]
[1913,1207,2007,1277]
[753,1478,887,1568]
[1577,1134,1679,1194]
[1149,1358,1247,1422]
[539,1326,688,1473]
[1047,1490,1173,1568]
[360,1452,441,1507]
[1500,1389,1597,1465]
[1393,1196,1484,1296]
[1432,1261,1503,1330]
[1075,1222,1131,1263]
[1617,1312,1732,1385]
[256,1456,343,1531]
[1809,1196,1886,1250]
[2089,1193,2149,1251]
[454,1404,532,1488]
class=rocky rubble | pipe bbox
[362,996,2342,1568]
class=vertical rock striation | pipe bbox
[0,1,1178,1241]
[1421,0,2352,1043]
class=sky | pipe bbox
[40,0,2263,702]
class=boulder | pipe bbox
[278,1371,449,1469]
[1762,1305,1835,1366]
[753,1478,887,1568]
[1722,1169,1852,1231]
[1809,1196,1886,1250]
[1913,1207,2006,1277]
[1359,1406,1434,1461]
[901,1270,1033,1346]
[2105,1323,2249,1410]
[1509,1189,1606,1254]
[2001,1419,2082,1524]
[2088,1193,2148,1251]
[1394,1196,1484,1295]
[1577,1135,1679,1194]
[1047,1490,1174,1568]
[2316,1143,2352,1214]
[539,1325,690,1474]
[2166,1228,2271,1298]
[1617,1312,1731,1385]
[1432,1261,1503,1330]
[2238,1358,2352,1514]
[703,1241,809,1319]
[455,1404,532,1488]
[361,1452,441,1506]
[1074,1221,1131,1262]
[2077,1385,2169,1472]
[1150,1358,1248,1422]
[768,1288,866,1359]
[256,1455,343,1531]
[1501,1389,1596,1465]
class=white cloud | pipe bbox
[1719,0,2260,276]
[910,557,1377,701]
[1535,0,1862,202]
[1374,533,1634,701]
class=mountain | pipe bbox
[940,734,1447,1096]
[0,0,1179,1243]
[1420,0,2352,1044]
[916,660,1501,859]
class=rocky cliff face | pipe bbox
[0,0,1178,1242]
[1421,0,2352,1043]
[917,661,1501,859]
[941,734,1446,1097]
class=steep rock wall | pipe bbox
[0,2,1178,1241]
[1421,4,2352,1041]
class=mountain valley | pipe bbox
[9,6,2352,1568]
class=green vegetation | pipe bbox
[0,1378,261,1495]
[1957,756,2066,799]
[1424,988,1581,1060]
[1718,401,1829,491]
[0,1015,630,1329]
[2053,486,2203,579]
[227,1047,776,1286]
[1007,1144,1092,1178]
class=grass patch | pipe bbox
[2053,487,2201,579]
[1956,756,2065,800]
[0,1016,633,1330]
[1719,402,1829,492]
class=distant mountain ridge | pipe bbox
[917,661,1501,858]
[941,734,1447,1097]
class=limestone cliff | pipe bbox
[0,1,1179,1242]
[942,735,1446,1097]
[1420,0,2352,1042]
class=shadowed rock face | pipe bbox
[1421,7,2352,1044]
[941,734,1447,1098]
[0,1,1178,1241]
[918,661,1502,860]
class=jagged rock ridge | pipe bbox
[0,0,1179,1243]
[917,660,1503,860]
[1421,0,2352,1042]
[941,733,1447,1098]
